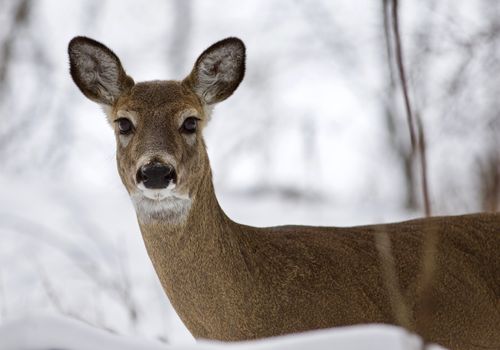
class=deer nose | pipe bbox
[137,162,176,189]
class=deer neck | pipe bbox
[136,165,248,306]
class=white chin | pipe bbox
[131,183,192,224]
[142,188,173,201]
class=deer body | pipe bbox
[141,177,500,348]
[68,37,500,350]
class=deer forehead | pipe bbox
[114,81,204,122]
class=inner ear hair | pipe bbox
[68,36,134,106]
[184,37,246,105]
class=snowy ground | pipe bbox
[0,314,444,350]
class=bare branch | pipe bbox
[387,5,437,350]
[382,0,418,210]
[391,0,417,150]
[416,116,431,217]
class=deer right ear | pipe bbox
[68,36,134,106]
[183,37,245,105]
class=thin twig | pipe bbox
[380,3,415,335]
[416,116,431,217]
[392,0,417,150]
[391,0,431,217]
[388,4,437,350]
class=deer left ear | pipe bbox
[184,37,245,105]
[68,36,134,106]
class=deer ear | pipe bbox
[68,36,134,106]
[184,37,245,105]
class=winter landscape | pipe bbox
[0,1,498,349]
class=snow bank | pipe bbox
[0,315,443,350]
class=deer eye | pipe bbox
[116,118,133,135]
[181,117,198,134]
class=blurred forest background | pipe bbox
[0,0,498,344]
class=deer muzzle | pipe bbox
[136,162,177,189]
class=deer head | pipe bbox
[68,37,245,224]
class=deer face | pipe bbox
[68,37,245,223]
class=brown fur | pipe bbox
[69,37,500,350]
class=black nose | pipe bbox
[137,162,176,189]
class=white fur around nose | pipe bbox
[137,182,175,201]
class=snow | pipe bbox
[0,315,167,350]
[0,314,444,350]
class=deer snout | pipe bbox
[136,162,177,189]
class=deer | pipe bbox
[68,36,500,350]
